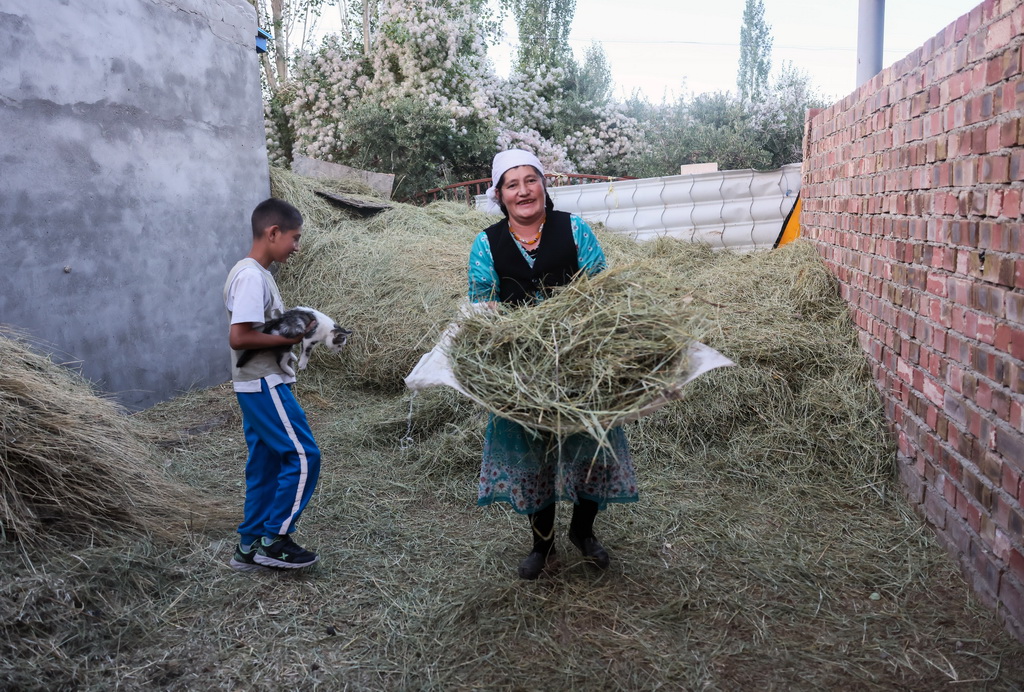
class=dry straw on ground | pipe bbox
[5,382,1020,690]
[266,167,895,487]
[624,238,893,485]
[449,264,709,438]
[3,170,1022,689]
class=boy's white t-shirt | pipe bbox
[224,259,296,392]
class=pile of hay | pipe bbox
[271,167,493,393]
[629,238,892,485]
[0,331,226,544]
[6,169,1023,690]
[448,264,709,438]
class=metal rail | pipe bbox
[405,173,637,205]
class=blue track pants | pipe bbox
[235,380,321,547]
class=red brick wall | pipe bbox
[801,0,1024,640]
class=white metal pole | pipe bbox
[857,0,885,86]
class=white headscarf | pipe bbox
[485,149,546,205]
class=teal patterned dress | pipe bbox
[467,215,639,515]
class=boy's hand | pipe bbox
[302,319,318,339]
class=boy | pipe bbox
[223,197,321,571]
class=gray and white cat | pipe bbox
[235,307,352,377]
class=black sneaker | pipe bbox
[229,543,276,573]
[254,535,319,569]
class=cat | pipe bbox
[293,306,353,372]
[235,307,352,377]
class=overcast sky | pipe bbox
[514,0,985,102]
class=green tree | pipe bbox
[565,42,613,106]
[625,62,824,177]
[627,93,769,176]
[503,0,577,73]
[737,0,772,103]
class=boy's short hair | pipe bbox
[251,197,304,238]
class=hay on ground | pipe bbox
[630,239,893,486]
[268,166,890,486]
[267,166,889,484]
[0,330,229,544]
[2,377,1018,691]
[3,194,1024,688]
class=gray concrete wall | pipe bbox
[0,0,269,409]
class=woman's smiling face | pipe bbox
[498,165,545,224]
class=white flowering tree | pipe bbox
[746,62,819,168]
[250,0,339,165]
[491,3,647,178]
[260,0,824,195]
[278,0,504,195]
[556,44,648,176]
[266,0,649,195]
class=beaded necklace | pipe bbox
[509,216,545,247]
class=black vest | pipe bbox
[484,210,580,306]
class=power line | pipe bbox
[564,36,917,53]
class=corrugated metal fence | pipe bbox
[476,163,802,252]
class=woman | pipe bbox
[467,149,639,580]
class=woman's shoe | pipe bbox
[569,532,610,569]
[518,550,558,579]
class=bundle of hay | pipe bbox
[0,331,224,544]
[447,264,710,439]
[270,166,654,394]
